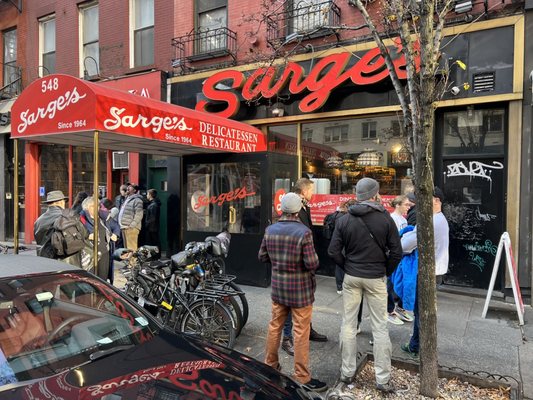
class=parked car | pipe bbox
[0,256,321,399]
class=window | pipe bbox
[391,120,401,137]
[187,162,262,234]
[443,108,505,155]
[80,3,99,77]
[302,129,313,142]
[362,121,377,140]
[3,29,17,91]
[290,0,330,35]
[324,125,348,143]
[197,0,227,53]
[132,0,154,67]
[39,16,56,75]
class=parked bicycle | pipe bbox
[0,243,29,254]
[116,239,243,348]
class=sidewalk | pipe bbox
[232,275,533,399]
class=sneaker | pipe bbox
[339,374,354,384]
[376,381,395,393]
[336,290,343,295]
[303,378,328,392]
[395,307,414,322]
[387,312,404,325]
[400,343,419,358]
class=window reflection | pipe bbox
[443,108,505,155]
[187,162,262,233]
[301,115,413,197]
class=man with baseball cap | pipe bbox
[34,190,85,266]
[258,192,327,393]
[328,178,402,393]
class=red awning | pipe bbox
[10,74,266,155]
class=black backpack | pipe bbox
[50,210,87,257]
[323,211,340,240]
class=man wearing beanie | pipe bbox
[328,177,402,393]
[258,192,327,393]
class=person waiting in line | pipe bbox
[118,183,144,251]
[328,178,402,393]
[258,192,327,393]
[115,184,128,210]
[400,187,449,358]
[80,196,113,282]
[281,178,327,357]
[100,198,122,283]
[144,189,161,254]
[71,191,89,215]
[387,195,415,325]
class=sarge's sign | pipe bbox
[11,74,266,153]
[197,39,420,118]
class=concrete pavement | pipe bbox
[8,246,531,398]
[232,275,532,399]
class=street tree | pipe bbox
[345,0,456,396]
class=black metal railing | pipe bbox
[267,0,341,47]
[0,64,22,99]
[172,27,237,73]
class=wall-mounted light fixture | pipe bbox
[455,0,473,13]
[272,106,285,117]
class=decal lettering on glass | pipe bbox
[193,187,256,211]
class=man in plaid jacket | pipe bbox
[258,192,327,393]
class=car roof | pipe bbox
[0,255,81,279]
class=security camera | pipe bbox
[450,86,460,96]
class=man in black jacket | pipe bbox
[328,178,402,393]
[144,189,161,252]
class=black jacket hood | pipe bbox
[348,201,387,216]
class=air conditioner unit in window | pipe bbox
[112,151,129,169]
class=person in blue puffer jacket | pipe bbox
[391,225,418,313]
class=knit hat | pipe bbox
[356,178,380,201]
[281,192,303,214]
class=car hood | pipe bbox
[0,329,314,400]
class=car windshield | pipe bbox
[0,270,159,384]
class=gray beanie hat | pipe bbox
[356,178,380,201]
[281,192,303,214]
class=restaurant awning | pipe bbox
[10,74,266,155]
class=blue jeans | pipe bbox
[283,311,292,338]
[335,265,345,291]
[408,282,420,352]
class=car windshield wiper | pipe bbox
[89,344,135,361]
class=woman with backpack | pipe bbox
[80,196,112,282]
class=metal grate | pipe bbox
[112,151,129,169]
[472,72,495,93]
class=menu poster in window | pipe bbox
[273,193,396,225]
[187,173,210,230]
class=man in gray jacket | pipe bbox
[118,183,144,250]
[328,178,402,393]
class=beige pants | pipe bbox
[122,228,140,250]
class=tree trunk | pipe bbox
[416,5,440,396]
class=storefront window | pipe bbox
[187,162,261,234]
[41,144,68,196]
[301,115,413,198]
[267,124,297,155]
[443,108,505,155]
[72,148,107,197]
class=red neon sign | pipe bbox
[197,39,420,117]
[194,186,256,210]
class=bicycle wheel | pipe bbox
[223,295,243,337]
[180,299,236,348]
[227,281,249,328]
